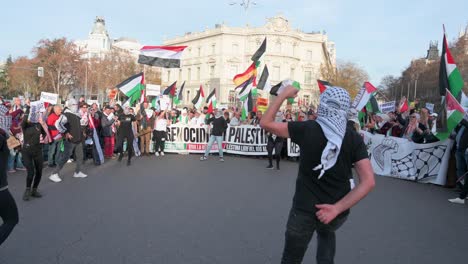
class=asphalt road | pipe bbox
[0,154,467,264]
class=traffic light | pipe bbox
[37,67,44,78]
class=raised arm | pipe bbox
[260,86,298,138]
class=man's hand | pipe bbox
[281,85,299,99]
[315,204,340,224]
[65,133,73,140]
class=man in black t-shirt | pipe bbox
[260,85,375,264]
[116,108,136,166]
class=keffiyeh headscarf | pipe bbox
[314,87,351,179]
[0,104,12,135]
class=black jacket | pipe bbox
[207,116,228,136]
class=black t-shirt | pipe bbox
[207,116,228,136]
[118,114,136,136]
[288,120,368,215]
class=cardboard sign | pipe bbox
[425,103,434,113]
[159,96,171,111]
[380,101,396,113]
[40,92,59,105]
[146,84,161,96]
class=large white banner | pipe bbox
[164,124,268,155]
[287,132,452,185]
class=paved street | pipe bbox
[0,154,467,264]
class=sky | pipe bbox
[2,0,468,84]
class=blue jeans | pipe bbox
[47,141,60,166]
[281,208,348,264]
[204,135,223,158]
[455,148,468,178]
[8,149,24,170]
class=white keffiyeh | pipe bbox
[313,87,350,179]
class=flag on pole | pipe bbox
[352,82,378,111]
[162,81,177,97]
[251,38,267,62]
[191,85,205,109]
[88,113,104,164]
[116,72,145,106]
[435,88,465,140]
[173,81,185,105]
[256,65,271,93]
[138,46,187,68]
[398,97,409,113]
[238,77,254,101]
[365,95,380,113]
[233,62,257,87]
[241,90,253,121]
[439,31,464,99]
[270,80,300,96]
[206,89,217,113]
[317,80,332,94]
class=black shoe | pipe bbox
[31,188,42,198]
[127,160,131,166]
[23,188,31,201]
[118,153,123,162]
[266,164,274,169]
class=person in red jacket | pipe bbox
[46,105,62,167]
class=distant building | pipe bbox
[161,15,336,107]
[426,41,439,62]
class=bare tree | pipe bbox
[320,60,369,99]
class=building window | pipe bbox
[210,65,215,78]
[273,66,280,81]
[303,95,310,106]
[167,70,171,82]
[188,68,191,81]
[211,44,216,55]
[290,67,295,79]
[229,90,236,105]
[232,43,239,54]
[197,67,201,80]
[179,69,182,81]
[198,47,201,57]
[186,90,191,103]
[307,50,313,60]
[304,71,312,84]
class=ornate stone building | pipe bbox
[161,15,336,108]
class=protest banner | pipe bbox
[380,101,396,113]
[40,92,59,104]
[29,101,46,123]
[287,138,300,157]
[146,84,161,96]
[425,103,435,113]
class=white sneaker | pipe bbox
[73,171,88,178]
[160,152,165,156]
[49,174,62,183]
[448,198,465,204]
[155,152,160,157]
[67,159,73,163]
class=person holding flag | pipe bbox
[260,85,375,264]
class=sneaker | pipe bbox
[73,171,88,178]
[23,188,31,201]
[200,156,207,161]
[31,189,42,198]
[49,173,62,183]
[67,159,73,163]
[16,167,26,171]
[448,198,465,204]
[155,152,160,157]
[160,152,165,156]
[266,164,274,169]
[7,169,16,173]
[219,157,224,162]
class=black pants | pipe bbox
[22,147,43,189]
[0,189,19,246]
[267,138,283,168]
[153,130,166,153]
[281,208,348,264]
[116,134,134,161]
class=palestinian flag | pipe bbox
[439,32,464,99]
[206,89,217,113]
[435,88,465,140]
[256,66,271,93]
[238,77,254,101]
[233,62,257,87]
[398,97,409,113]
[173,81,185,105]
[251,38,266,62]
[352,82,377,111]
[116,72,145,106]
[138,46,187,68]
[317,80,332,94]
[151,96,160,110]
[241,90,253,121]
[365,95,380,113]
[191,85,205,109]
[163,81,177,97]
[270,80,300,96]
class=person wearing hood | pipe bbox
[115,106,136,165]
[49,98,88,183]
[260,85,375,264]
[0,104,19,246]
[200,109,228,162]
